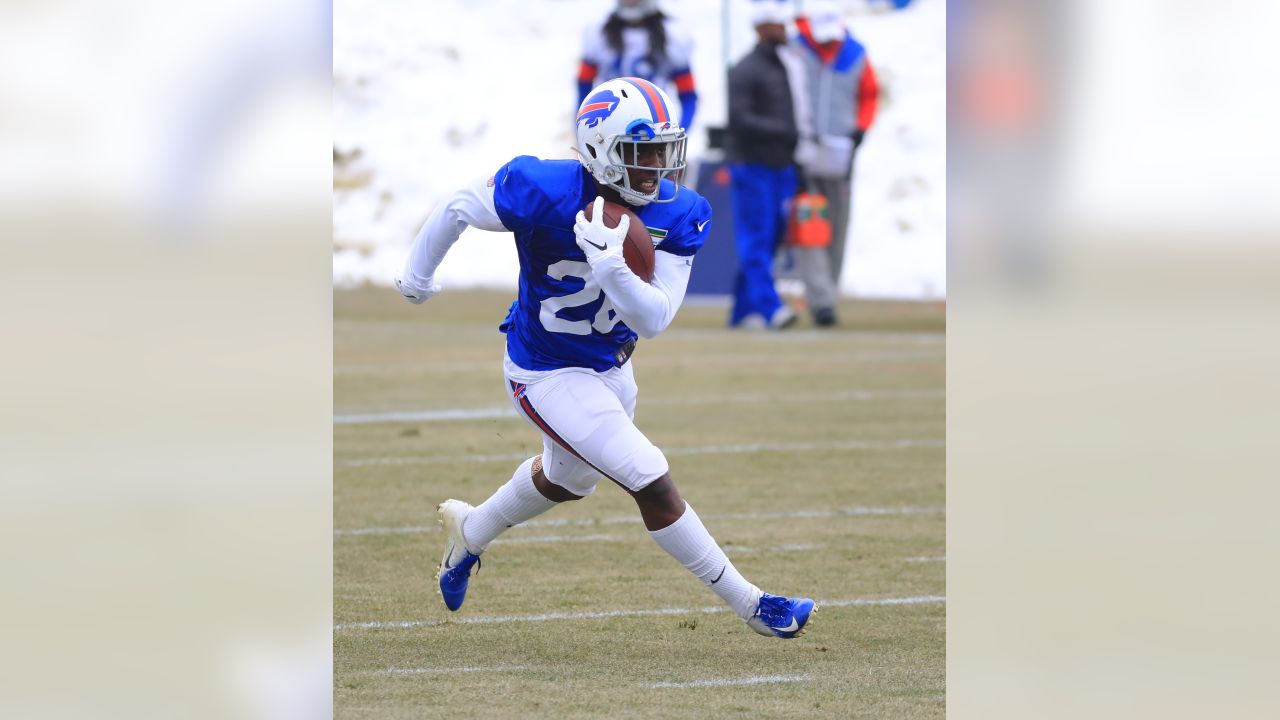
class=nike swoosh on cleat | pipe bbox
[775,618,800,633]
[584,238,607,251]
[710,565,726,584]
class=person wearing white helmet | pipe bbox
[577,0,699,132]
[396,77,816,640]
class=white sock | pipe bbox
[462,456,557,551]
[648,503,763,620]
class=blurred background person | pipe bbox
[725,0,800,330]
[949,0,1055,288]
[790,0,879,327]
[578,0,700,131]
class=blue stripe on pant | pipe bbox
[728,162,797,326]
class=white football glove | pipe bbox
[395,276,440,305]
[574,196,629,264]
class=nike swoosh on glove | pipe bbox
[395,276,440,304]
[574,196,629,264]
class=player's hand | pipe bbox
[395,276,440,304]
[574,196,628,263]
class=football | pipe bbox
[584,200,655,282]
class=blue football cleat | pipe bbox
[436,499,482,611]
[747,593,817,638]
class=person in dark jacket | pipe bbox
[725,0,798,330]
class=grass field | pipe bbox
[334,287,946,719]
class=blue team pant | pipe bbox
[728,162,797,325]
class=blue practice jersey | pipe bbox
[491,155,711,372]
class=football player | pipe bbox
[396,77,815,639]
[577,0,699,131]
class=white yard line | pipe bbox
[819,595,946,608]
[489,533,620,546]
[338,438,944,468]
[340,451,528,468]
[335,350,939,376]
[335,595,945,631]
[334,336,944,376]
[336,407,518,424]
[905,556,947,563]
[335,505,943,537]
[334,388,944,425]
[496,535,826,554]
[381,664,528,676]
[520,505,943,528]
[645,674,809,689]
[657,328,944,344]
[725,543,827,554]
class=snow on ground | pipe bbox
[334,0,944,299]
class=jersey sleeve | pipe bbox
[664,21,696,70]
[580,21,608,66]
[656,194,712,257]
[491,155,551,233]
[664,22,698,129]
[399,174,506,293]
[856,57,879,131]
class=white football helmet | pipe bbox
[575,76,688,207]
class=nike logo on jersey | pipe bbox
[584,238,607,251]
[696,219,709,232]
[774,618,800,633]
[710,565,726,584]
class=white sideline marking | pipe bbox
[334,388,943,425]
[726,543,826,554]
[334,505,943,537]
[493,535,827,554]
[334,595,945,631]
[338,438,944,468]
[645,674,809,689]
[382,664,527,676]
[336,524,436,537]
[819,595,946,608]
[905,556,946,563]
[334,344,944,376]
[336,407,518,424]
[342,451,531,468]
[628,327,945,344]
[489,533,619,546]
[522,505,943,528]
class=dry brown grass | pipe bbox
[335,287,945,719]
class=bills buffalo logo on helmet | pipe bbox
[577,89,621,129]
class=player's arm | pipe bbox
[670,66,698,130]
[853,57,879,147]
[575,196,705,339]
[590,246,691,340]
[397,175,507,304]
[577,60,599,107]
[667,24,699,130]
[577,24,604,106]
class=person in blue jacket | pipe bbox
[725,1,801,330]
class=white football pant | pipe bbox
[504,362,668,496]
